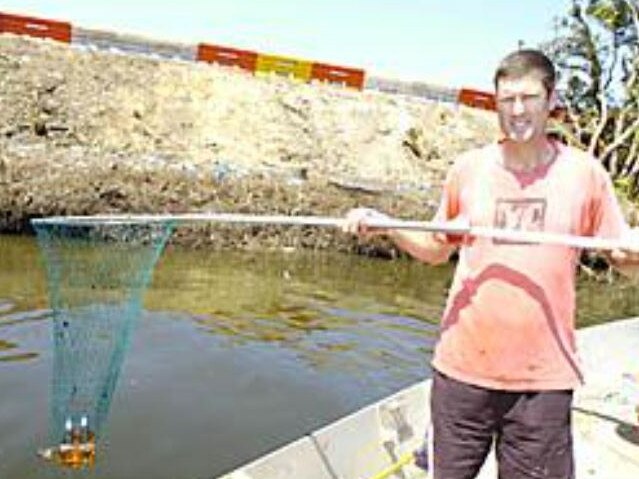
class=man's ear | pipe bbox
[548,90,558,111]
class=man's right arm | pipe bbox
[344,156,465,265]
[387,228,457,265]
[342,208,459,265]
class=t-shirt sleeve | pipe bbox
[582,161,627,239]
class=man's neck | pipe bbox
[501,137,554,172]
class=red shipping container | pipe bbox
[0,12,71,43]
[311,62,365,89]
[197,43,258,72]
[458,88,496,111]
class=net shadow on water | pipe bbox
[31,220,174,468]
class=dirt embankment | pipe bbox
[0,34,498,252]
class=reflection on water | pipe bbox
[147,248,448,380]
[0,235,638,478]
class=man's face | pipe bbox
[495,75,553,144]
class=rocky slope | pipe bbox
[0,34,498,251]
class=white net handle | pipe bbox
[31,213,639,251]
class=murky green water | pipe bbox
[0,235,638,478]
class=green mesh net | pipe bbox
[32,219,174,465]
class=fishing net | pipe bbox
[32,218,174,466]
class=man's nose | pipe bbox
[512,96,526,114]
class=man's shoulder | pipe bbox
[556,142,605,173]
[557,142,591,161]
[453,143,498,168]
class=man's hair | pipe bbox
[493,49,556,95]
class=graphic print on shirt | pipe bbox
[493,198,547,244]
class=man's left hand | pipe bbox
[608,228,639,278]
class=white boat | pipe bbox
[217,318,639,479]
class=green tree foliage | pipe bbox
[544,0,639,194]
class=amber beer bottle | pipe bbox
[80,415,97,466]
[38,416,96,468]
[54,416,95,468]
[56,418,83,468]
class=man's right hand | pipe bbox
[342,208,392,238]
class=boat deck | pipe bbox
[218,318,639,479]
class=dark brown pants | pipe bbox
[431,370,574,479]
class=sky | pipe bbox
[2,1,571,90]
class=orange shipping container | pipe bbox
[197,43,258,72]
[311,62,365,89]
[0,12,71,43]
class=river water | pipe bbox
[0,235,637,479]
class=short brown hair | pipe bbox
[493,49,556,96]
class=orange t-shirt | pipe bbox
[431,139,626,391]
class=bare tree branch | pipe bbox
[600,114,639,161]
[571,2,604,103]
[624,0,639,35]
[549,0,639,190]
[625,134,639,178]
[588,91,610,157]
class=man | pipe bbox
[344,49,639,479]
